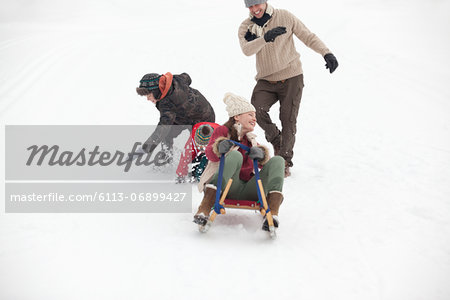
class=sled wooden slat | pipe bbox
[258,179,274,227]
[209,178,233,222]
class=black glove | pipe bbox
[264,26,287,43]
[245,30,257,42]
[324,53,338,73]
[142,143,157,154]
[218,139,234,154]
[248,146,265,162]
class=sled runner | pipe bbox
[198,140,277,239]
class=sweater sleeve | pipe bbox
[287,10,330,56]
[205,126,228,162]
[238,20,267,56]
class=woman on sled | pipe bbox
[194,92,285,231]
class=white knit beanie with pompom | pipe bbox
[223,92,256,117]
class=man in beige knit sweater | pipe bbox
[239,0,338,177]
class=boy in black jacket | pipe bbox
[136,72,215,154]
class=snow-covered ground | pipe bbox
[1,0,450,299]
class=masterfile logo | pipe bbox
[26,143,160,172]
[4,125,193,213]
[5,125,190,180]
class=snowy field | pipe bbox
[1,0,450,299]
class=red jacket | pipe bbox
[176,122,219,177]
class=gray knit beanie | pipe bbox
[136,73,161,96]
[223,93,256,117]
[244,0,267,8]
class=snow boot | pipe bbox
[193,185,217,226]
[262,192,283,231]
[284,161,291,178]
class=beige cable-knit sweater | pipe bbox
[238,7,331,81]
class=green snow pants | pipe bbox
[209,151,285,201]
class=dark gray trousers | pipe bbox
[251,74,304,167]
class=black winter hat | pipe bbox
[136,73,161,96]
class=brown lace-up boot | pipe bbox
[193,185,217,226]
[262,192,284,231]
